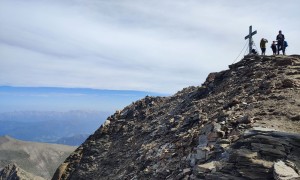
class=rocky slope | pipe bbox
[0,136,76,179]
[0,163,45,180]
[54,55,300,180]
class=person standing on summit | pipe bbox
[276,30,285,55]
[271,41,277,55]
[260,38,268,56]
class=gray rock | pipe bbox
[182,168,192,175]
[273,160,299,180]
[196,147,209,162]
[196,161,217,173]
[237,115,253,124]
[198,135,208,147]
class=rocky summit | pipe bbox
[53,55,300,180]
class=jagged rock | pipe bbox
[205,129,300,179]
[183,168,192,176]
[237,115,253,124]
[0,163,45,180]
[195,161,217,174]
[54,55,300,180]
[52,163,69,180]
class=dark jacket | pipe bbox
[276,34,285,42]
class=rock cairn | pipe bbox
[54,55,300,180]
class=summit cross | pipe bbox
[244,25,257,54]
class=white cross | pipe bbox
[244,25,257,54]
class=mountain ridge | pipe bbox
[0,163,45,180]
[54,55,300,179]
[0,136,76,179]
[0,110,109,144]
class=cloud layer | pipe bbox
[1,0,299,93]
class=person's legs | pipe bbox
[262,48,266,55]
[278,41,283,55]
[272,48,276,55]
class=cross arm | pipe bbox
[245,30,257,39]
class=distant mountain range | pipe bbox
[0,86,165,146]
[55,134,90,146]
[0,110,109,144]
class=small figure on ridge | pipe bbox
[271,41,277,55]
[276,30,285,55]
[282,40,288,55]
[260,38,268,56]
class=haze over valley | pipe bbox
[0,86,162,145]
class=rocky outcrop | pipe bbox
[54,55,300,180]
[0,163,45,180]
[203,128,300,179]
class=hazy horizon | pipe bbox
[0,86,165,113]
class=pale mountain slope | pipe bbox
[0,136,75,179]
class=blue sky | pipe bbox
[0,86,163,112]
[0,0,300,94]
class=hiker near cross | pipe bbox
[244,25,257,54]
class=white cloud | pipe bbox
[0,0,299,93]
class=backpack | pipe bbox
[284,41,288,47]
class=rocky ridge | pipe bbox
[0,163,44,180]
[54,55,300,180]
